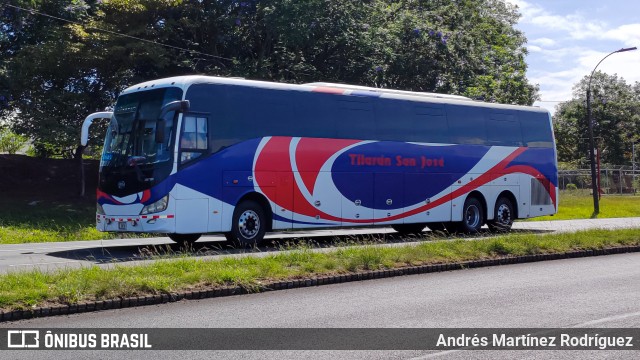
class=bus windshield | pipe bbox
[101,87,183,169]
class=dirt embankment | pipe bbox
[0,154,99,204]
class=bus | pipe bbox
[81,75,557,246]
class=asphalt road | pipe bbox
[2,252,640,359]
[0,217,639,274]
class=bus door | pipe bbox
[250,170,293,230]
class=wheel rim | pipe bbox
[496,203,512,225]
[238,210,260,239]
[465,204,481,228]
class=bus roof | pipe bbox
[304,82,472,101]
[121,75,549,114]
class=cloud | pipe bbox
[529,45,594,64]
[531,49,640,115]
[506,0,640,114]
[530,37,557,47]
[601,24,640,47]
[527,45,542,52]
[508,0,607,41]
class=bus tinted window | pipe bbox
[520,111,553,148]
[293,92,337,138]
[375,100,449,143]
[446,104,487,145]
[186,82,551,149]
[336,99,376,140]
[374,99,415,142]
[414,104,448,143]
[487,113,523,146]
[244,87,296,137]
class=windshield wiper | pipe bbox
[127,156,147,167]
[127,156,154,183]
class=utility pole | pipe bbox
[586,47,637,217]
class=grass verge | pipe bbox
[532,190,640,221]
[0,200,145,244]
[1,228,639,312]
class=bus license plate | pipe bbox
[118,222,127,230]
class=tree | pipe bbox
[1,0,539,157]
[1,1,112,158]
[364,0,538,105]
[554,71,640,165]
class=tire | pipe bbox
[488,197,515,232]
[168,233,201,244]
[425,222,447,233]
[223,232,236,244]
[456,197,484,234]
[226,200,267,247]
[392,223,426,235]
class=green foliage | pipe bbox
[554,72,640,165]
[565,183,577,191]
[0,128,27,154]
[25,145,37,157]
[1,0,539,156]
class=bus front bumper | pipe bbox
[96,214,175,233]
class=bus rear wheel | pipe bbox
[168,233,201,244]
[488,197,514,232]
[392,223,426,235]
[225,200,267,248]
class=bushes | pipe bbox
[0,128,27,154]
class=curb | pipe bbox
[2,245,639,322]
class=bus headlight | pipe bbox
[140,195,169,215]
[97,203,105,215]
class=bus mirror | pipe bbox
[80,111,113,146]
[156,100,189,143]
[158,100,190,120]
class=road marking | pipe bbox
[571,311,640,327]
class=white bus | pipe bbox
[82,76,557,246]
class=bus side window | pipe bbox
[487,113,523,147]
[180,116,208,164]
[520,112,553,148]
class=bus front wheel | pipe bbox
[226,200,267,248]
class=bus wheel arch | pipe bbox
[468,190,487,223]
[456,191,486,234]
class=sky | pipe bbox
[507,0,640,114]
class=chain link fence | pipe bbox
[559,167,640,194]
